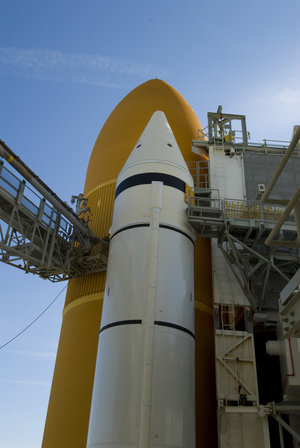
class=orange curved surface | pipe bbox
[85,79,207,194]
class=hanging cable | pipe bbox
[0,284,67,350]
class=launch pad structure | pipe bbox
[188,113,300,447]
[1,91,300,447]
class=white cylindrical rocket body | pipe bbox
[87,111,195,448]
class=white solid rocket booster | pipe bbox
[87,111,195,448]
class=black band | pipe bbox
[110,223,150,240]
[154,320,195,339]
[99,319,195,340]
[110,223,194,244]
[115,172,185,198]
[99,319,142,334]
[109,223,194,244]
[159,224,194,245]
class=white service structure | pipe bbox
[87,111,196,448]
[209,144,270,447]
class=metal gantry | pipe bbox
[0,141,108,281]
[262,402,300,446]
[191,106,297,156]
[188,117,300,313]
[187,187,299,311]
[188,122,300,447]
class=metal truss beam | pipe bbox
[188,195,299,310]
[0,157,108,281]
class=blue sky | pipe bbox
[0,1,300,447]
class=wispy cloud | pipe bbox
[277,87,300,105]
[240,66,300,141]
[0,379,50,387]
[4,349,56,359]
[0,47,167,88]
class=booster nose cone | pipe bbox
[118,110,192,185]
[112,110,194,237]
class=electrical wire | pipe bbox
[0,284,67,351]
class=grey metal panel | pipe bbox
[244,152,300,201]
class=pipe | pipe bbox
[273,413,300,442]
[278,422,284,448]
[275,403,300,414]
[266,340,281,356]
[294,200,300,240]
[139,182,162,447]
[282,338,295,393]
[265,185,300,246]
[261,126,300,203]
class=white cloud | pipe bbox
[0,47,167,88]
[4,349,56,359]
[0,379,50,386]
[277,87,300,105]
[239,67,300,142]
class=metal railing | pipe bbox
[192,132,296,154]
[223,199,294,223]
[187,160,209,189]
[187,195,295,225]
[0,159,108,281]
[0,163,72,242]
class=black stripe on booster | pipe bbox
[110,223,150,240]
[99,319,195,339]
[109,223,194,244]
[99,319,142,334]
[154,320,195,339]
[115,172,185,198]
[159,224,194,245]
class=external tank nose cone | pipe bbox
[84,79,206,194]
[119,110,191,179]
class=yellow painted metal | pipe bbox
[224,199,283,221]
[84,79,208,194]
[42,79,216,448]
[185,183,194,204]
[42,296,104,448]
